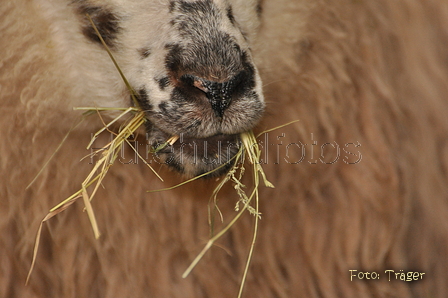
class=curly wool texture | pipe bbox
[1,0,448,297]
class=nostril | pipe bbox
[179,72,246,117]
[178,74,196,88]
[179,74,209,93]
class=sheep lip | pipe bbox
[165,132,241,156]
[144,118,242,176]
[175,133,239,145]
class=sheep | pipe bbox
[1,0,448,297]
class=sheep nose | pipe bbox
[180,72,245,117]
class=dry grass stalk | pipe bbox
[26,107,163,284]
[176,125,296,298]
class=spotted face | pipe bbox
[73,0,264,177]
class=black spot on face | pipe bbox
[140,48,151,59]
[164,43,184,74]
[135,88,153,112]
[237,52,256,92]
[168,1,176,13]
[76,4,121,48]
[158,102,168,113]
[256,1,263,18]
[156,77,171,90]
[227,6,235,25]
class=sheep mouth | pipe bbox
[146,125,241,178]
